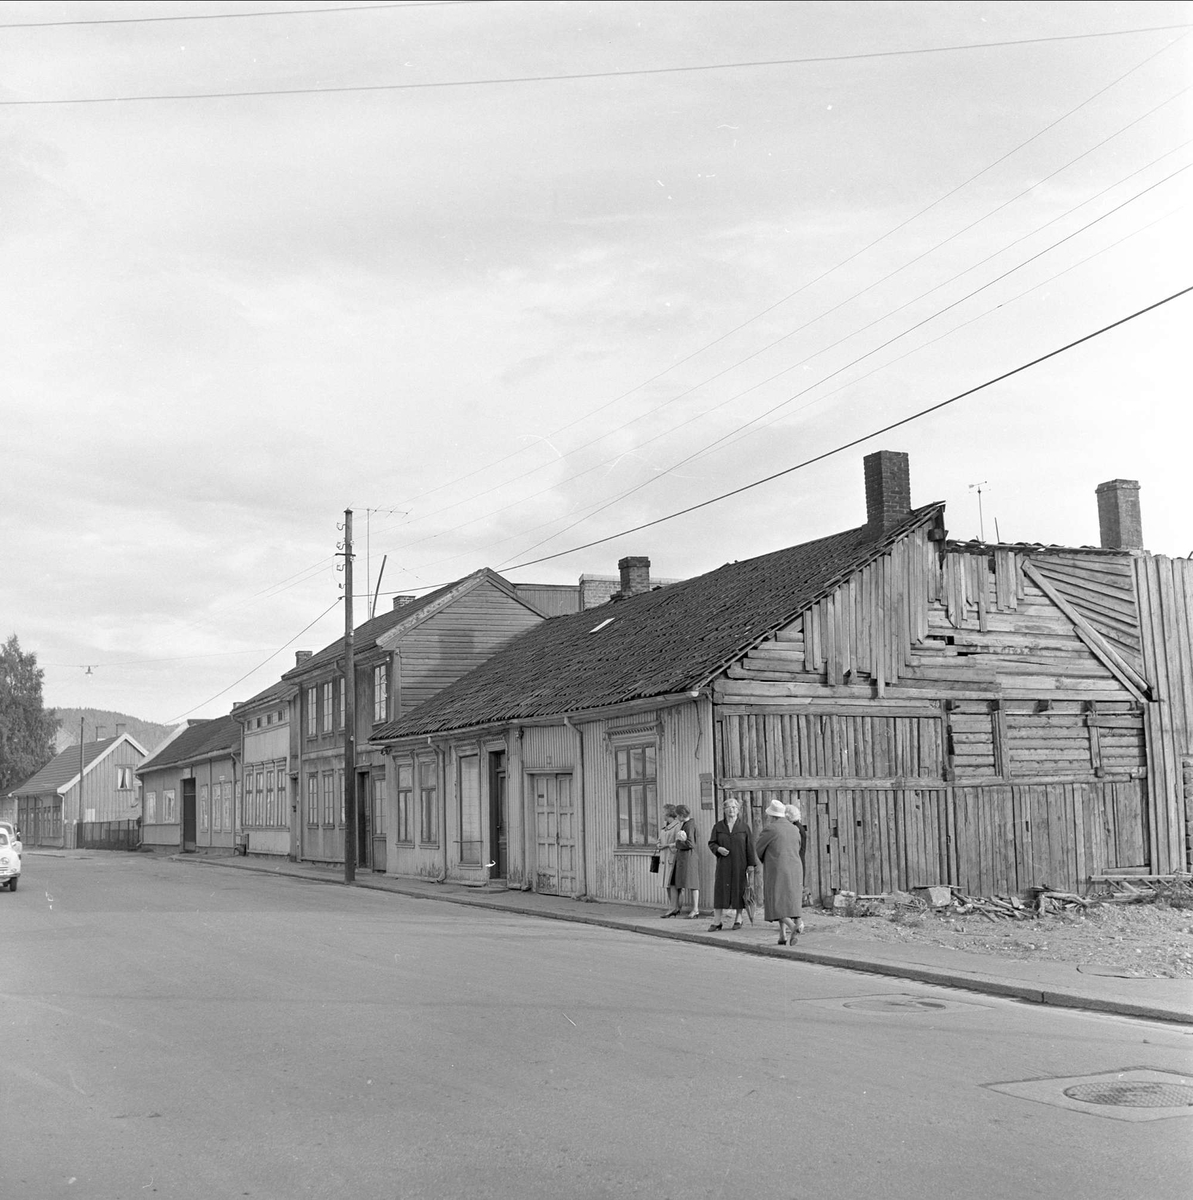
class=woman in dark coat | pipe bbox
[671,804,701,919]
[707,796,757,931]
[757,798,804,945]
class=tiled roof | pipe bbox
[374,504,943,738]
[8,738,119,796]
[138,715,241,772]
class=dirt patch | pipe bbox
[804,898,1193,978]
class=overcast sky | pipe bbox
[2,0,1190,726]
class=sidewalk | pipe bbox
[176,851,1193,1026]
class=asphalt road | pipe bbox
[3,854,1191,1200]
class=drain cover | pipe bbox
[1063,1082,1193,1108]
[844,997,951,1013]
[988,1069,1193,1123]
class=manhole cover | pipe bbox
[1063,1082,1193,1108]
[844,997,950,1013]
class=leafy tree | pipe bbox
[0,635,60,794]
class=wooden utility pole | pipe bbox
[78,716,85,850]
[342,509,357,884]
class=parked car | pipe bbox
[0,830,20,891]
[0,821,21,858]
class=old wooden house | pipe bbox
[230,678,296,859]
[8,733,148,849]
[284,567,560,870]
[138,716,241,854]
[371,451,1191,903]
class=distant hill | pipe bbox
[53,708,178,756]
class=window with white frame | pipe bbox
[418,757,438,844]
[396,762,413,844]
[306,774,319,826]
[322,773,335,827]
[116,766,133,790]
[373,664,388,724]
[615,743,658,847]
[163,788,177,824]
[307,687,318,737]
[146,791,157,823]
[338,677,345,730]
[199,784,210,832]
[322,682,333,733]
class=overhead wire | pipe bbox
[166,597,342,723]
[496,286,1193,573]
[374,111,1190,563]
[369,30,1188,517]
[497,155,1192,564]
[366,76,1190,552]
[0,1,482,28]
[3,23,1189,105]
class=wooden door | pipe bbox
[371,776,387,873]
[533,773,576,895]
[489,752,508,879]
[182,780,197,851]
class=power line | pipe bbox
[4,23,1189,105]
[376,117,1189,563]
[166,597,341,723]
[495,286,1192,573]
[0,2,482,29]
[370,30,1188,519]
[499,158,1191,565]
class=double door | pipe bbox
[533,773,576,895]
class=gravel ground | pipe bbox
[805,898,1193,978]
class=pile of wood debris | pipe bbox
[832,876,1193,921]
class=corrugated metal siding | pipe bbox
[521,726,575,772]
[398,581,544,713]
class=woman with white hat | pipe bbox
[756,797,803,945]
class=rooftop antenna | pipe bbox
[365,508,408,618]
[968,481,989,542]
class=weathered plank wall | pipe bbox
[1135,554,1193,874]
[714,533,1153,897]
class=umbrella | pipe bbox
[743,874,757,924]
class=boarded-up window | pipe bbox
[615,743,658,847]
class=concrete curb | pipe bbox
[174,854,1193,1027]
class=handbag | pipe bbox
[649,854,661,873]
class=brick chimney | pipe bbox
[392,594,417,610]
[864,450,911,529]
[295,650,312,667]
[1096,479,1143,550]
[618,556,651,597]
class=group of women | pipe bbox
[656,796,805,946]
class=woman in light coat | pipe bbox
[657,804,682,917]
[756,797,803,945]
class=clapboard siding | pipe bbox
[397,581,545,713]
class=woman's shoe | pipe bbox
[707,923,723,932]
[686,911,701,919]
[731,920,743,930]
[777,933,787,945]
[660,909,680,918]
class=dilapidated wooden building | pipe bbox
[372,452,1191,904]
